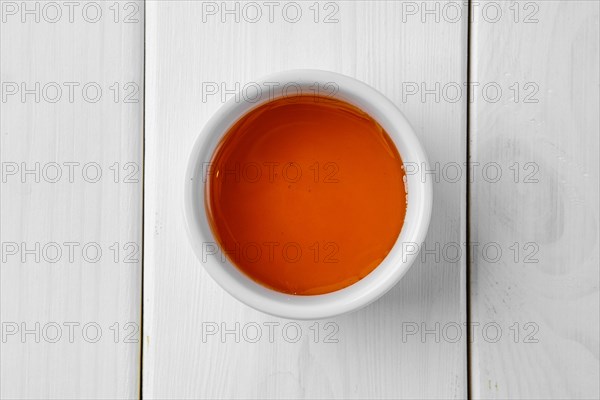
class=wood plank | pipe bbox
[144,1,467,398]
[470,1,600,398]
[0,1,144,398]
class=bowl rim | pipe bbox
[183,69,432,319]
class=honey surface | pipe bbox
[206,95,406,295]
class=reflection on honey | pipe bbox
[206,95,406,295]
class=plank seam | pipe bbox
[466,0,474,399]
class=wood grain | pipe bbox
[469,1,600,398]
[0,1,144,398]
[144,1,467,398]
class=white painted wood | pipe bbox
[0,1,144,398]
[470,1,599,399]
[144,1,467,398]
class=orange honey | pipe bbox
[205,95,406,295]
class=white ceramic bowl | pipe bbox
[184,69,432,320]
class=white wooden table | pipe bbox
[1,1,598,399]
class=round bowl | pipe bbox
[184,69,432,319]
